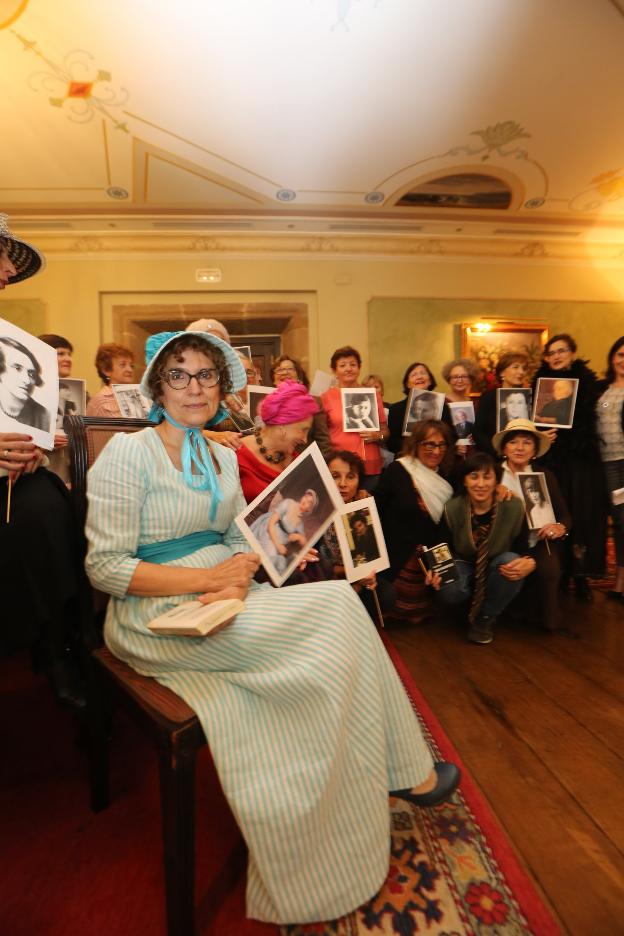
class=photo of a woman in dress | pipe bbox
[520,475,556,530]
[0,336,50,432]
[250,488,319,573]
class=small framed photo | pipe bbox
[333,497,389,583]
[245,384,274,424]
[496,387,532,432]
[448,401,475,443]
[57,377,86,431]
[0,318,58,449]
[341,387,380,433]
[111,384,151,419]
[233,345,252,361]
[532,377,578,429]
[402,388,445,436]
[518,472,556,529]
[235,442,342,586]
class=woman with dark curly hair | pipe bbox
[532,333,608,601]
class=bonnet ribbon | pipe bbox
[162,409,224,520]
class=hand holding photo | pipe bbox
[0,318,58,449]
[518,472,556,529]
[402,388,445,436]
[496,387,532,432]
[341,387,380,433]
[532,377,578,428]
[333,497,389,583]
[235,442,342,586]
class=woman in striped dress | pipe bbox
[85,330,459,926]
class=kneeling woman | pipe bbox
[493,418,571,632]
[433,452,536,644]
[85,330,459,926]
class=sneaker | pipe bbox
[468,615,495,644]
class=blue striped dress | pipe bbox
[85,429,434,925]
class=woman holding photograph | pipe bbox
[321,345,388,490]
[374,419,455,623]
[86,342,135,417]
[442,357,480,404]
[493,418,571,632]
[473,352,529,455]
[432,452,535,645]
[596,336,624,602]
[387,362,454,456]
[532,333,606,601]
[86,329,460,926]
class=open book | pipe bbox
[147,598,244,637]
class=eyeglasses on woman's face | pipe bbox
[274,366,297,379]
[163,367,220,390]
[419,440,448,451]
[450,373,469,383]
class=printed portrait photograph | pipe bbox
[448,401,475,441]
[518,472,556,530]
[341,387,380,433]
[236,442,342,586]
[532,377,578,429]
[431,543,452,564]
[402,388,445,436]
[56,378,86,431]
[233,344,252,361]
[496,387,533,432]
[333,496,389,584]
[0,317,58,449]
[112,384,151,419]
[246,384,274,425]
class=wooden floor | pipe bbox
[388,588,624,936]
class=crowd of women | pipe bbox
[2,217,624,927]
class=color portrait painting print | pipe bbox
[235,442,342,586]
[333,496,389,584]
[532,377,578,429]
[518,472,556,530]
[341,387,380,433]
[496,387,532,432]
[403,389,445,436]
[0,318,57,449]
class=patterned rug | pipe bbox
[283,634,561,936]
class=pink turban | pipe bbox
[259,380,319,425]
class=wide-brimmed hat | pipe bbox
[0,214,45,284]
[492,417,551,457]
[139,330,246,399]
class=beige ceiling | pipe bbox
[2,0,624,252]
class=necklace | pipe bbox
[254,426,286,464]
[0,400,22,419]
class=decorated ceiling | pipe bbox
[2,0,624,255]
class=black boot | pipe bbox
[468,614,495,644]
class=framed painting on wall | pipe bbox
[461,322,549,388]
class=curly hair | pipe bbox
[146,334,233,401]
[441,357,480,385]
[326,449,366,484]
[330,345,362,370]
[95,342,134,383]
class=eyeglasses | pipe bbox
[274,367,297,378]
[419,441,448,451]
[450,374,469,382]
[163,368,220,390]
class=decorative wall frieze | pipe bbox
[17,230,624,266]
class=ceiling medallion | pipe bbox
[276,189,296,202]
[364,191,385,204]
[107,186,129,199]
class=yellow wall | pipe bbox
[1,249,623,397]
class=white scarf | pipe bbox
[397,455,453,522]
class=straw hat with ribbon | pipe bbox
[0,214,45,284]
[140,330,247,519]
[492,417,551,458]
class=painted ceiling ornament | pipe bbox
[0,0,30,30]
[569,168,624,211]
[469,121,531,161]
[10,29,129,131]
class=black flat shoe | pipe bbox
[574,577,593,602]
[393,761,461,808]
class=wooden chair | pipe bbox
[66,415,207,936]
